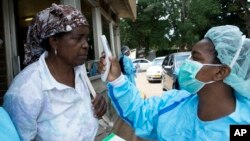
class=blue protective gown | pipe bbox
[107,76,250,141]
[120,54,136,85]
[0,107,20,141]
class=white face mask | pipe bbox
[178,59,222,94]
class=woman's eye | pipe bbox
[73,36,81,41]
[192,56,198,61]
[77,36,83,41]
[73,35,89,42]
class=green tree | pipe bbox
[120,0,248,57]
[217,0,250,37]
[160,0,221,50]
[120,0,220,56]
[120,0,169,57]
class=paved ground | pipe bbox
[135,72,164,98]
[109,72,166,141]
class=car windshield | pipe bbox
[175,54,190,68]
[152,58,164,66]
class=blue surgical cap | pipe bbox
[121,46,130,54]
[205,25,250,99]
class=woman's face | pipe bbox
[191,39,220,82]
[55,25,90,66]
[191,39,216,64]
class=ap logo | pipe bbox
[230,125,250,141]
[234,129,247,136]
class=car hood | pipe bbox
[146,66,162,73]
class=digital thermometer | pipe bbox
[100,35,112,82]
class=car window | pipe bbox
[152,58,164,66]
[140,60,148,63]
[175,54,190,68]
[133,60,139,63]
[169,55,173,66]
[162,56,169,66]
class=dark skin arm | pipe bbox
[91,93,107,119]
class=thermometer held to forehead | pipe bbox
[100,35,112,82]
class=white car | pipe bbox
[146,56,165,82]
[132,58,152,72]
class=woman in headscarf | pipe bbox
[100,25,250,140]
[3,4,106,141]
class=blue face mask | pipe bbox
[178,59,222,94]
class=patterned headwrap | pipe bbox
[23,3,89,66]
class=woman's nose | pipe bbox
[81,39,89,49]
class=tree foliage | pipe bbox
[164,0,220,50]
[217,0,248,36]
[120,0,169,55]
[120,0,249,57]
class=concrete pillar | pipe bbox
[3,0,19,83]
[114,26,121,58]
[109,22,116,57]
[60,0,81,10]
[92,7,103,60]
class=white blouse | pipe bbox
[3,52,98,141]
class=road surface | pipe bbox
[135,72,164,98]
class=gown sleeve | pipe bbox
[107,75,191,139]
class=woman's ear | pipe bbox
[213,65,231,81]
[48,37,59,50]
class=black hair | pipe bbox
[204,37,222,64]
[40,32,65,51]
[212,50,221,64]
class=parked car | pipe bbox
[161,52,191,91]
[146,56,165,82]
[132,58,151,72]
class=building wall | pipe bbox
[0,0,7,104]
